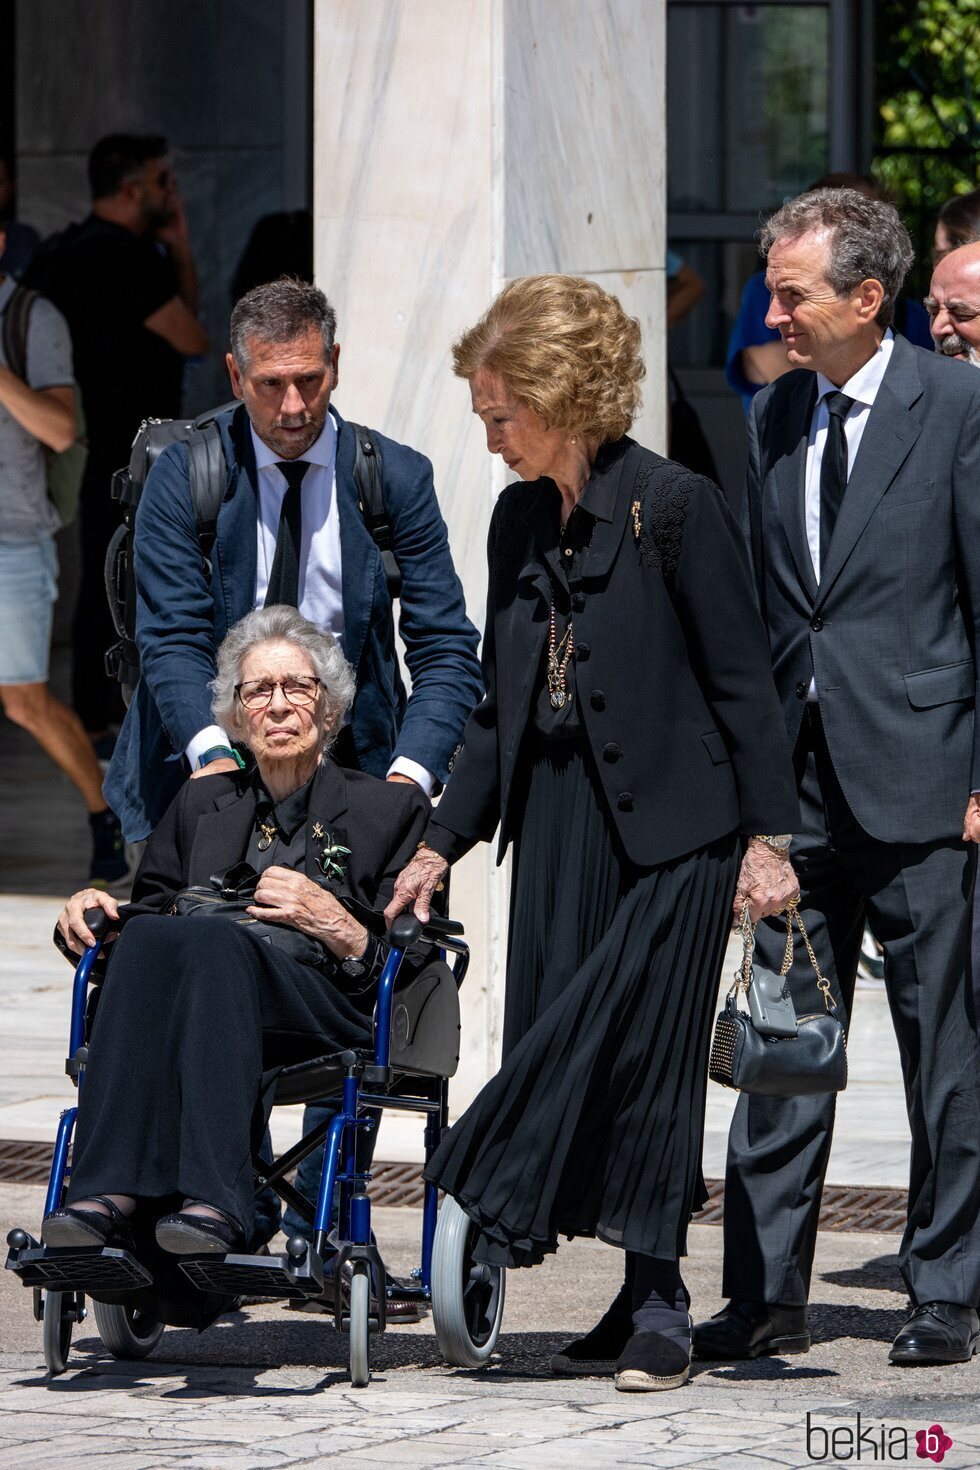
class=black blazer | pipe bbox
[743,336,980,844]
[126,758,431,921]
[428,438,799,869]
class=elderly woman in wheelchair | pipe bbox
[8,605,489,1384]
[44,602,431,1257]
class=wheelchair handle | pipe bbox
[386,911,464,949]
[83,907,112,941]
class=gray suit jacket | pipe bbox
[742,335,980,845]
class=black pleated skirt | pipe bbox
[425,740,740,1267]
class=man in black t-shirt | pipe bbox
[34,134,209,743]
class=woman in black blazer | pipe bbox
[387,276,801,1392]
[44,605,429,1257]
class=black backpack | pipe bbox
[104,408,400,706]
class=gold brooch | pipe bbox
[631,499,642,542]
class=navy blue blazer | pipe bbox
[105,403,482,840]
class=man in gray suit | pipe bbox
[694,188,980,1367]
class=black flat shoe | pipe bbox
[614,1321,693,1392]
[41,1196,132,1249]
[551,1293,634,1377]
[693,1300,810,1360]
[155,1210,244,1256]
[889,1302,980,1365]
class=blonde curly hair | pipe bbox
[452,275,645,443]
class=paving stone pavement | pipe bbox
[2,1186,978,1469]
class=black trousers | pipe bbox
[67,916,371,1237]
[722,707,980,1309]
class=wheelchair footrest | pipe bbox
[5,1243,152,1294]
[178,1246,324,1301]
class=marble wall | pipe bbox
[314,0,667,1111]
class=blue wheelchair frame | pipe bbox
[26,910,469,1325]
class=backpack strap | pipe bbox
[348,421,402,601]
[186,409,234,554]
[1,285,38,383]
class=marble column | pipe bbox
[314,0,666,1115]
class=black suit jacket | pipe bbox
[126,759,431,923]
[427,438,799,869]
[742,336,980,844]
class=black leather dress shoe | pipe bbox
[155,1211,245,1256]
[889,1302,980,1365]
[288,1262,425,1323]
[693,1300,810,1360]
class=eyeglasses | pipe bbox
[235,676,322,710]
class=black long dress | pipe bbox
[425,493,743,1267]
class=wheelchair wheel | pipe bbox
[93,1300,165,1360]
[348,1262,371,1387]
[431,1196,505,1368]
[42,1290,77,1376]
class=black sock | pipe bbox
[630,1254,691,1338]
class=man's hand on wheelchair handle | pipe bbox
[733,839,800,925]
[384,847,449,927]
[247,866,368,958]
[58,889,122,955]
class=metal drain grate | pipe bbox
[0,1139,908,1233]
[690,1178,907,1233]
[0,1139,55,1185]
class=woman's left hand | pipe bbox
[248,866,368,959]
[733,839,800,924]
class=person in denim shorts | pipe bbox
[0,228,126,882]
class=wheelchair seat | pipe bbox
[274,958,461,1104]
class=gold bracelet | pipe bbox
[416,841,446,891]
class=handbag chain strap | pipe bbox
[733,901,835,1011]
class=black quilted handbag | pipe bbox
[709,904,847,1097]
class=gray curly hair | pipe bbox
[760,187,914,329]
[210,605,356,749]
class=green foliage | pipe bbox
[873,0,979,288]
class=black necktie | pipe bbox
[819,391,854,570]
[264,461,309,607]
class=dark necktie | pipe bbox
[819,391,854,571]
[264,460,309,607]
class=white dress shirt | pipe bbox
[804,330,895,698]
[186,410,434,793]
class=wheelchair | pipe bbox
[5,908,506,1386]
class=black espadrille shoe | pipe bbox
[551,1291,634,1377]
[614,1319,693,1392]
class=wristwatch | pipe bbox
[197,744,246,770]
[339,934,385,985]
[752,834,793,853]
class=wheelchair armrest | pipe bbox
[386,911,464,949]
